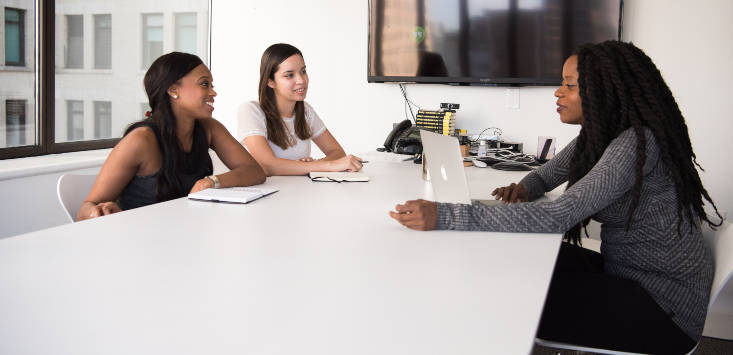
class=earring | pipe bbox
[173,95,178,99]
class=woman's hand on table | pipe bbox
[190,177,216,194]
[492,183,528,204]
[390,199,437,231]
[328,155,363,172]
[87,202,122,219]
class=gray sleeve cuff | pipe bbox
[519,172,546,201]
[436,202,455,230]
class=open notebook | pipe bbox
[188,187,279,204]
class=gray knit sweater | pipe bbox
[436,127,713,340]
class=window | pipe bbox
[94,15,112,69]
[5,8,25,67]
[0,0,210,160]
[94,101,112,139]
[142,14,163,69]
[1,4,34,151]
[66,15,83,69]
[5,100,27,147]
[175,13,197,55]
[67,100,84,141]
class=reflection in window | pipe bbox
[142,14,164,69]
[176,13,197,55]
[67,100,84,141]
[48,1,208,148]
[5,100,27,147]
[1,3,34,150]
[5,8,26,67]
[66,15,83,69]
[94,101,112,139]
[94,14,112,69]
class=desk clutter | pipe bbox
[357,150,416,162]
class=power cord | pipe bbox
[399,84,420,123]
[472,126,503,143]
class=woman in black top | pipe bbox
[78,52,265,220]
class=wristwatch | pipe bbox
[206,175,220,189]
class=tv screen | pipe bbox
[368,0,622,86]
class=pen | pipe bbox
[360,161,369,163]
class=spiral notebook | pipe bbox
[188,187,279,204]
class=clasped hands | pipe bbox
[390,183,528,231]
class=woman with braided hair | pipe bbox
[390,40,721,354]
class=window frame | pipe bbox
[4,7,26,67]
[175,12,197,54]
[93,100,112,139]
[142,13,164,70]
[66,100,84,141]
[0,0,212,160]
[65,14,83,69]
[5,99,28,146]
[94,13,111,69]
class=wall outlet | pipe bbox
[507,88,520,109]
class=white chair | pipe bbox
[701,220,733,340]
[536,219,733,355]
[57,174,98,223]
[581,237,602,253]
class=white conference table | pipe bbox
[0,162,563,355]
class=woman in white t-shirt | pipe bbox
[237,43,362,176]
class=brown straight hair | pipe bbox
[258,43,312,150]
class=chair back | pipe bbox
[701,219,733,339]
[57,174,97,223]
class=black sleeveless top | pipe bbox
[116,122,211,211]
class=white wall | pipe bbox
[0,167,101,239]
[210,1,581,159]
[211,0,733,218]
[623,0,733,217]
[7,0,729,240]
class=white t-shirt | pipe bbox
[236,101,327,160]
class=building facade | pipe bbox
[0,0,209,149]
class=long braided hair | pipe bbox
[565,40,721,245]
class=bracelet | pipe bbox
[206,175,220,189]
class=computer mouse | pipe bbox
[491,162,534,171]
[473,160,488,168]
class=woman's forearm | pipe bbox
[261,158,339,176]
[77,201,97,221]
[217,163,267,187]
[318,148,346,162]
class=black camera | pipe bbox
[440,103,460,110]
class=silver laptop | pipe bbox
[421,130,500,205]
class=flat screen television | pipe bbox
[368,0,623,86]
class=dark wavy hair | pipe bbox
[258,43,312,150]
[565,40,721,245]
[124,52,212,203]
